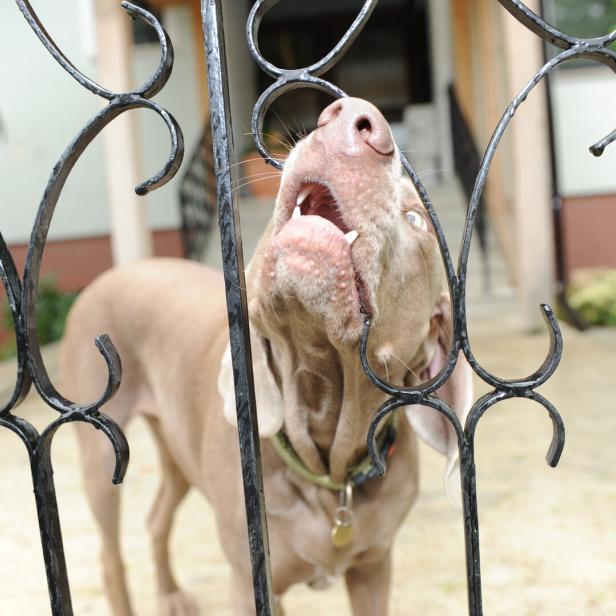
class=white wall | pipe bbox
[552,65,616,197]
[0,0,108,244]
[134,5,202,232]
[0,1,203,244]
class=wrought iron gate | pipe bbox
[0,2,184,614]
[1,0,615,614]
[204,0,615,614]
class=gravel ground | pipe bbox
[0,318,615,615]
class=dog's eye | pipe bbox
[405,210,428,231]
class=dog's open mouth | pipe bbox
[295,183,352,234]
[279,180,372,317]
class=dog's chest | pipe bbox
[263,422,419,591]
[268,493,401,589]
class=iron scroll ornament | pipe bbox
[241,0,616,614]
[1,2,183,614]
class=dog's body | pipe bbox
[61,98,471,615]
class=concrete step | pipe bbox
[426,180,516,321]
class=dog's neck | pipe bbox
[263,306,402,484]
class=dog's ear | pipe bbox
[218,331,284,437]
[404,294,473,506]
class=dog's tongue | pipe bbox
[259,215,362,339]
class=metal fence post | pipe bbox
[201,1,275,614]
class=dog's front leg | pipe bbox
[344,550,392,616]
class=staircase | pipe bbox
[178,125,217,262]
[427,178,516,322]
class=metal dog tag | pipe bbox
[331,482,354,548]
[331,508,354,548]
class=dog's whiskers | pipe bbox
[416,244,430,291]
[234,171,283,183]
[228,279,248,292]
[389,350,420,382]
[270,298,281,323]
[244,129,295,154]
[231,175,282,194]
[383,228,395,253]
[229,157,279,168]
[269,109,298,149]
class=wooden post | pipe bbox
[501,0,555,331]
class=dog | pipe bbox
[60,97,472,616]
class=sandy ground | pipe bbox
[0,317,615,615]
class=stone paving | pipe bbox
[0,314,615,615]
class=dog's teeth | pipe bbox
[292,206,301,219]
[296,187,311,205]
[345,230,358,245]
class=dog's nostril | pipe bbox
[356,117,372,134]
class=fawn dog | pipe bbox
[61,97,472,615]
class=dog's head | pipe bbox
[252,98,443,346]
[220,98,472,500]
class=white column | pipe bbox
[428,0,455,178]
[501,0,555,331]
[79,0,98,61]
[95,0,152,265]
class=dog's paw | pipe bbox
[158,591,200,616]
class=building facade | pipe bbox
[1,0,613,329]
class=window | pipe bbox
[552,0,616,39]
[256,0,431,142]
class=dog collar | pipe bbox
[269,412,398,491]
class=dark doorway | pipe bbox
[256,0,432,145]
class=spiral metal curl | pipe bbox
[1,3,184,613]
[244,0,616,613]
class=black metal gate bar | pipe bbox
[0,2,183,613]
[201,1,275,614]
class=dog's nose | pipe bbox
[315,97,394,157]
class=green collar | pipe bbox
[269,413,398,491]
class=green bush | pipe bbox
[568,270,616,327]
[1,278,77,358]
[0,338,16,361]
